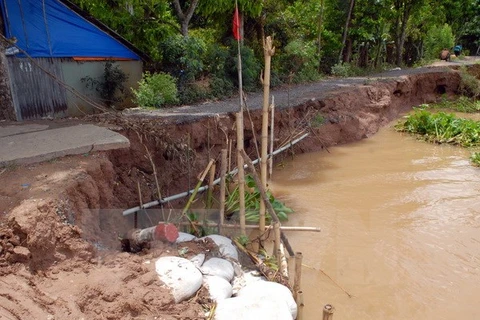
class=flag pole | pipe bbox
[234,0,246,236]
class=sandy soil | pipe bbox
[0,63,473,319]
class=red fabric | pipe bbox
[233,6,241,40]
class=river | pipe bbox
[270,124,480,320]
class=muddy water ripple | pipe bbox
[271,125,480,320]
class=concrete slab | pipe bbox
[0,124,130,165]
[0,124,50,138]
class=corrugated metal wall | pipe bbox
[7,57,68,120]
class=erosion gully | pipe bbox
[271,125,480,320]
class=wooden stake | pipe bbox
[322,304,335,320]
[260,35,275,235]
[236,112,246,236]
[296,290,305,320]
[293,252,303,299]
[219,149,228,235]
[136,181,142,229]
[206,163,216,209]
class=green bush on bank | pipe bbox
[132,72,178,108]
[396,110,480,147]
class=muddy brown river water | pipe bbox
[271,124,480,320]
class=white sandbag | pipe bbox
[176,232,196,243]
[202,234,238,260]
[203,275,233,301]
[214,296,293,320]
[200,257,234,282]
[189,253,205,268]
[232,271,265,295]
[155,256,203,303]
[237,281,297,319]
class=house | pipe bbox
[0,0,148,121]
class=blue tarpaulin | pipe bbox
[1,0,140,60]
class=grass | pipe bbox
[419,96,480,113]
[395,110,480,147]
[471,152,480,167]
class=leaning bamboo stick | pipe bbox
[207,163,216,209]
[296,290,304,320]
[136,181,142,229]
[274,221,281,261]
[240,149,295,256]
[219,149,228,235]
[322,304,335,320]
[293,252,303,300]
[269,96,275,180]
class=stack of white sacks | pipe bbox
[155,233,297,320]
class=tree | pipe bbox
[172,0,200,36]
[338,0,355,63]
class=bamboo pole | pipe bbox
[293,252,303,300]
[206,163,216,209]
[260,36,275,235]
[322,304,335,320]
[219,149,228,235]
[176,221,320,232]
[269,96,275,180]
[296,290,304,320]
[136,181,142,229]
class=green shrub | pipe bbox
[331,62,353,77]
[132,72,178,108]
[424,24,455,60]
[471,152,480,167]
[227,42,261,92]
[81,61,128,107]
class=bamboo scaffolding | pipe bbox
[236,112,246,236]
[260,36,275,235]
[274,221,281,265]
[122,133,309,216]
[279,243,289,278]
[206,163,216,209]
[218,149,228,235]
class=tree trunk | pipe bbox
[338,0,355,64]
[172,0,199,37]
[317,0,325,70]
[394,1,412,66]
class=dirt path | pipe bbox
[0,60,477,319]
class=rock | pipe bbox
[237,281,297,319]
[176,232,196,243]
[202,235,238,260]
[200,258,234,282]
[232,270,265,295]
[189,253,205,268]
[155,256,203,303]
[203,276,232,301]
[214,296,293,320]
[7,246,31,263]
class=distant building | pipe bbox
[0,0,148,121]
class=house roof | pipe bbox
[0,0,150,62]
[59,0,150,62]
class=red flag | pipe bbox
[233,5,241,40]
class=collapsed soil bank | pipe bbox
[0,67,462,319]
